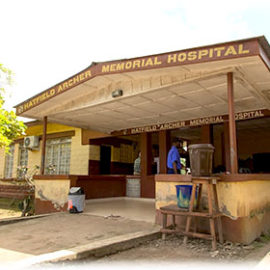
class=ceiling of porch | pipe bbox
[20,55,270,134]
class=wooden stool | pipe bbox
[183,177,223,250]
[160,176,223,250]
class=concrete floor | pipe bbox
[84,197,156,223]
[0,197,158,266]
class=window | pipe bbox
[17,143,28,179]
[45,137,71,175]
[4,144,15,178]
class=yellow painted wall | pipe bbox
[27,146,41,173]
[25,122,76,136]
[90,143,135,164]
[89,145,100,161]
[0,142,40,178]
[0,123,93,177]
[35,179,70,209]
[156,181,192,209]
[217,181,270,218]
[70,128,89,175]
[12,144,19,178]
[156,180,270,219]
[0,122,141,176]
[111,146,120,162]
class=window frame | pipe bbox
[4,144,15,179]
[45,137,71,175]
[17,143,29,179]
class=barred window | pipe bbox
[45,137,71,175]
[4,144,15,178]
[17,143,28,179]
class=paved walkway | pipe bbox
[0,198,159,268]
[84,197,156,223]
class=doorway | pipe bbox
[100,145,111,174]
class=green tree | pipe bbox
[0,63,26,151]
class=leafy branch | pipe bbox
[0,63,26,152]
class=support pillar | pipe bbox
[223,122,231,172]
[140,132,154,198]
[227,72,238,174]
[141,132,152,176]
[159,130,170,174]
[40,116,47,175]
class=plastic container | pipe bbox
[188,144,215,176]
[126,178,141,197]
[175,185,198,209]
[68,187,85,213]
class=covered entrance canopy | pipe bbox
[14,37,270,242]
[15,36,270,134]
[15,36,270,177]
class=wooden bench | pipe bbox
[160,177,223,250]
[0,184,34,200]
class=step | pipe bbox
[0,192,34,199]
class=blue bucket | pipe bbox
[175,185,198,209]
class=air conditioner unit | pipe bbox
[24,136,40,150]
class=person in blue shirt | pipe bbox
[167,138,182,174]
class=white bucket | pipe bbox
[126,178,141,197]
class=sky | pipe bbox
[1,0,270,121]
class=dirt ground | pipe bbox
[40,233,270,269]
[0,200,22,219]
[0,208,21,219]
[91,235,270,268]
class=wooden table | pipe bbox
[160,176,223,250]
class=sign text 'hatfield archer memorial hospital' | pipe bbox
[16,40,257,115]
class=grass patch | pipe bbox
[260,235,270,243]
[252,230,270,249]
[252,241,264,248]
[260,231,270,242]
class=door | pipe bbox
[100,145,111,174]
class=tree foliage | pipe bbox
[0,63,26,151]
